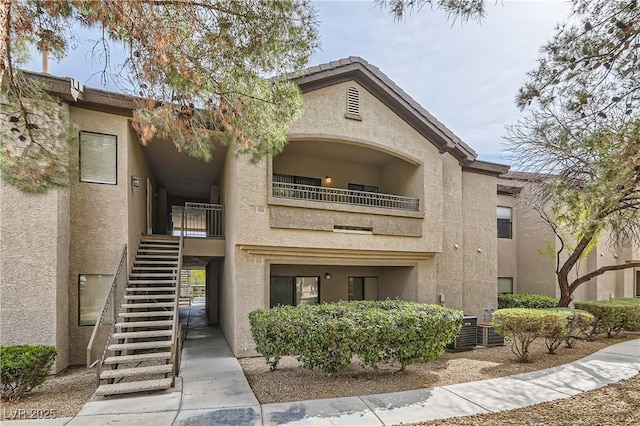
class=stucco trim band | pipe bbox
[238,245,435,261]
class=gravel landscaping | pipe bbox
[239,334,639,404]
[1,333,637,422]
[413,374,640,426]
[1,366,96,421]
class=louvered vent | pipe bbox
[345,87,361,120]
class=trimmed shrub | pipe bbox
[0,345,57,401]
[498,293,558,309]
[493,308,566,362]
[249,300,463,373]
[543,308,594,353]
[574,298,640,337]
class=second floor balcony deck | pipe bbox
[271,181,420,212]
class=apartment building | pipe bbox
[496,172,640,301]
[0,57,509,373]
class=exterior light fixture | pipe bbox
[131,175,141,188]
[324,273,332,280]
[325,176,332,184]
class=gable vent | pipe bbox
[345,87,362,120]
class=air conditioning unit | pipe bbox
[477,322,505,347]
[447,316,477,351]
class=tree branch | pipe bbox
[569,261,640,291]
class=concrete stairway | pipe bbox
[96,236,180,396]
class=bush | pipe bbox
[498,293,558,309]
[493,308,567,362]
[0,345,57,401]
[249,300,463,373]
[574,298,640,337]
[543,308,594,353]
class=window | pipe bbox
[348,183,378,205]
[636,271,640,298]
[497,206,512,239]
[498,277,513,295]
[78,274,113,326]
[79,131,117,184]
[348,183,378,193]
[348,277,378,301]
[273,173,321,200]
[270,276,320,308]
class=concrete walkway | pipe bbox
[5,302,639,425]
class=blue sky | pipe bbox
[25,0,571,164]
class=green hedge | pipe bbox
[544,308,594,353]
[493,308,563,362]
[0,345,57,401]
[574,298,640,337]
[493,308,595,361]
[249,300,463,373]
[498,293,558,309]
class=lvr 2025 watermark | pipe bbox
[3,408,57,420]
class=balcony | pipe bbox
[173,203,224,238]
[271,182,419,212]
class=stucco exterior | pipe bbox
[0,183,70,373]
[1,59,510,370]
[497,173,640,303]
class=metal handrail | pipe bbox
[170,210,185,384]
[86,244,128,368]
[177,203,224,237]
[271,182,420,211]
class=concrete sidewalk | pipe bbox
[4,302,639,425]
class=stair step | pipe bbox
[132,267,178,271]
[130,273,176,278]
[108,340,172,351]
[103,352,172,365]
[100,364,173,380]
[138,249,180,253]
[131,265,178,274]
[134,260,179,265]
[140,244,180,249]
[128,280,176,285]
[126,287,176,292]
[136,254,179,258]
[112,330,173,339]
[95,378,173,396]
[115,320,174,329]
[123,302,174,309]
[124,295,175,300]
[118,311,174,318]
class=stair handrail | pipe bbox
[86,244,128,368]
[170,208,185,383]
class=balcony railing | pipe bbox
[272,182,420,212]
[174,203,224,237]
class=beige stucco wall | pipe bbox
[67,107,129,365]
[0,183,70,373]
[127,126,154,265]
[461,171,500,317]
[219,80,499,355]
[435,154,465,312]
[499,189,637,302]
[513,202,557,297]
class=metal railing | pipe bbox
[176,203,224,237]
[272,182,420,211]
[171,213,185,382]
[86,245,128,368]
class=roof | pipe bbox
[497,171,550,195]
[292,57,509,173]
[24,58,510,175]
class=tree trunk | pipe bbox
[557,270,573,307]
[0,0,11,88]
